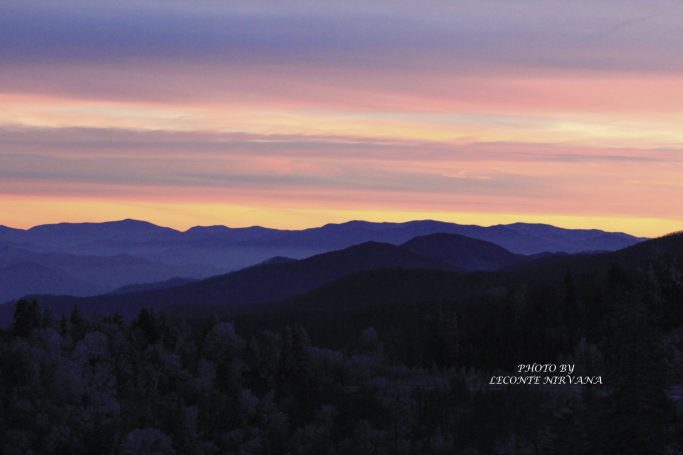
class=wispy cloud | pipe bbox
[1,126,680,225]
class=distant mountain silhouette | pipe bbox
[17,219,181,247]
[498,231,683,284]
[1,230,673,326]
[184,225,283,243]
[0,218,648,316]
[256,256,298,266]
[0,241,219,299]
[0,225,24,242]
[109,277,196,294]
[613,231,683,259]
[0,262,101,303]
[244,231,683,323]
[401,233,522,271]
[0,218,644,257]
[251,220,644,255]
[1,241,449,321]
[8,232,537,317]
[137,231,683,323]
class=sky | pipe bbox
[1,0,682,236]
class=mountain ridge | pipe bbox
[1,231,681,326]
[0,218,652,315]
[401,232,522,271]
[0,240,453,321]
[0,218,646,255]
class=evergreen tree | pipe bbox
[12,299,41,337]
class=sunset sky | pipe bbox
[1,0,682,236]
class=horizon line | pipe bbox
[0,217,651,238]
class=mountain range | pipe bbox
[0,218,644,255]
[3,228,678,326]
[0,218,646,307]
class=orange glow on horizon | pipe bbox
[1,195,681,238]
